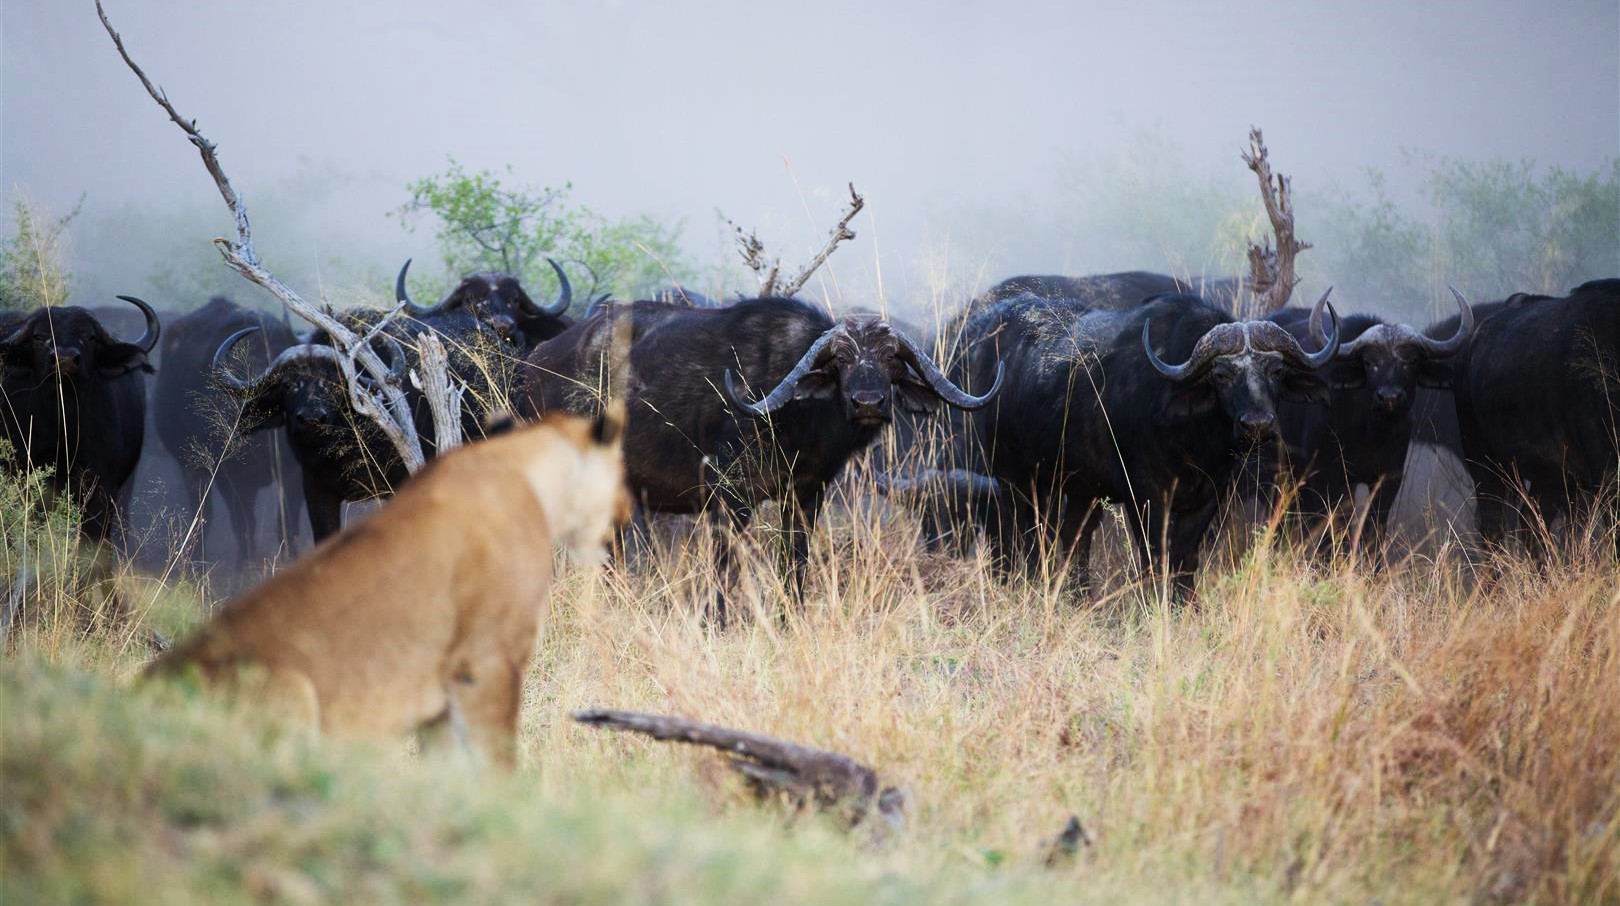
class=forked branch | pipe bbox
[725,183,865,298]
[778,183,865,297]
[95,0,463,470]
[1242,127,1310,316]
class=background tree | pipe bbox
[0,199,82,311]
[395,160,693,307]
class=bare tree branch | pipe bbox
[95,0,464,473]
[1241,127,1310,316]
[778,183,865,298]
[723,183,864,299]
[727,221,780,294]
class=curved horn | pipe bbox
[722,329,841,417]
[2,317,32,348]
[395,258,437,316]
[115,294,161,352]
[1281,288,1340,369]
[1299,289,1340,368]
[1142,319,1228,382]
[396,259,472,318]
[1407,285,1474,357]
[1334,324,1385,359]
[519,258,572,318]
[212,327,263,393]
[213,328,340,396]
[893,329,1003,410]
[368,332,408,384]
[1308,286,1336,345]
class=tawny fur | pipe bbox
[147,412,630,767]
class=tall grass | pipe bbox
[4,462,1615,903]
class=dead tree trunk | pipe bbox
[97,0,461,470]
[1242,127,1310,317]
[574,708,905,830]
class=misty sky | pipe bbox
[3,0,1617,309]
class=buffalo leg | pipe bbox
[704,477,754,628]
[1165,498,1219,603]
[1471,472,1510,556]
[783,486,826,605]
[1055,499,1103,600]
[989,491,1043,576]
[220,473,259,565]
[1356,477,1401,565]
[275,470,305,559]
[303,476,344,544]
[1132,496,1215,604]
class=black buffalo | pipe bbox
[982,272,1242,313]
[213,328,407,541]
[155,297,305,562]
[1261,288,1474,551]
[945,290,1339,597]
[518,296,1000,620]
[1452,278,1619,556]
[395,257,576,348]
[211,260,573,541]
[1,297,161,542]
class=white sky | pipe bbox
[3,0,1617,307]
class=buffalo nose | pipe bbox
[53,348,83,375]
[850,390,885,410]
[1238,412,1275,435]
[1375,387,1407,410]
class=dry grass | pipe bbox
[7,459,1614,904]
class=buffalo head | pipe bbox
[213,327,406,441]
[1309,286,1473,411]
[395,258,572,345]
[0,296,159,379]
[1145,289,1340,440]
[724,317,1004,427]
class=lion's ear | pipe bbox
[591,402,625,446]
[482,410,517,437]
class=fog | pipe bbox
[4,0,1617,314]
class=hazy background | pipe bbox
[3,0,1617,319]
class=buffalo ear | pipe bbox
[895,374,941,415]
[1156,384,1217,424]
[95,342,153,377]
[1417,360,1455,389]
[790,368,838,401]
[1281,372,1331,406]
[238,395,287,434]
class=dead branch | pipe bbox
[412,333,463,454]
[96,0,444,472]
[778,183,865,297]
[725,183,864,298]
[573,709,905,830]
[1242,127,1310,316]
[727,222,775,293]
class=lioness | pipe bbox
[147,409,631,767]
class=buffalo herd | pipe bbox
[3,263,1616,602]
